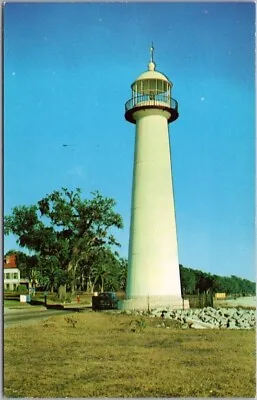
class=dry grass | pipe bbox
[4,311,256,398]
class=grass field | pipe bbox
[4,299,31,308]
[4,293,92,308]
[4,311,256,398]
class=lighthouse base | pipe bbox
[118,296,189,311]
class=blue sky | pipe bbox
[4,2,255,281]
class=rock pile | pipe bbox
[149,306,256,329]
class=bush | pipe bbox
[17,285,28,294]
[129,318,146,332]
[64,316,77,328]
[65,296,72,303]
[47,293,59,302]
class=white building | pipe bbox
[4,267,20,291]
[4,254,21,291]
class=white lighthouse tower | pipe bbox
[120,46,188,311]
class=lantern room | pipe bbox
[131,61,172,100]
[125,52,179,124]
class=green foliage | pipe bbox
[180,264,196,294]
[4,188,124,293]
[17,285,28,294]
[6,187,254,298]
[117,258,128,291]
[180,264,255,296]
[88,248,123,292]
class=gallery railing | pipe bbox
[125,93,178,113]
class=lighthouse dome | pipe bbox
[135,61,170,83]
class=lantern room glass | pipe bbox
[132,79,170,95]
[131,79,171,106]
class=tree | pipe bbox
[4,188,123,295]
[179,265,196,294]
[79,248,125,293]
[118,258,128,291]
[179,265,256,297]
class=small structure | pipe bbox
[4,254,20,291]
[215,292,226,300]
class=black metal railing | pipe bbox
[125,94,178,113]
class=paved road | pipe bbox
[4,308,76,328]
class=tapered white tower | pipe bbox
[119,47,188,311]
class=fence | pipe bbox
[184,293,214,308]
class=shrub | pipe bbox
[17,285,28,294]
[129,318,146,332]
[64,316,77,328]
[65,295,71,303]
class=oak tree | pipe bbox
[4,188,123,294]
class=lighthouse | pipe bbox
[119,46,188,311]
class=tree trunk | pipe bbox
[81,274,85,291]
[58,284,66,300]
[86,276,95,293]
[71,283,75,294]
[86,278,91,292]
[92,276,99,293]
[69,261,79,295]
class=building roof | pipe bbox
[4,265,19,269]
[4,254,17,268]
